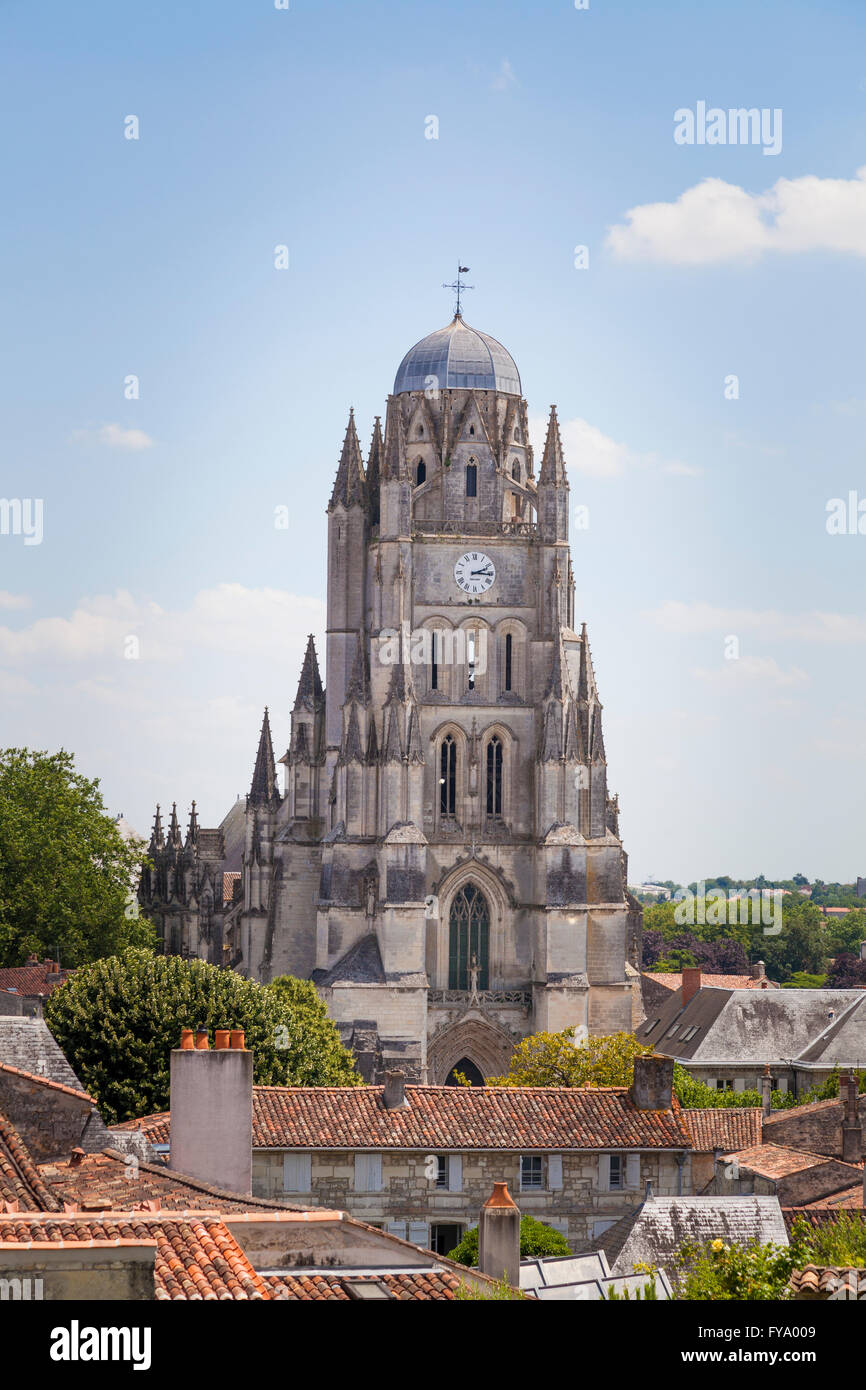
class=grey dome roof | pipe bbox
[393,315,521,396]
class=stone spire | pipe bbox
[382,402,408,481]
[545,629,573,703]
[293,635,324,712]
[168,801,183,849]
[590,703,607,763]
[344,631,370,706]
[341,703,364,763]
[149,803,164,852]
[248,708,279,806]
[328,408,366,509]
[184,800,199,850]
[367,416,383,524]
[539,405,568,485]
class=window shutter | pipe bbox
[408,1221,429,1248]
[548,1155,563,1190]
[705,1078,716,1091]
[625,1154,641,1190]
[354,1153,382,1193]
[282,1153,311,1193]
[598,1154,611,1192]
[385,1220,406,1238]
[448,1155,463,1193]
[733,1077,746,1093]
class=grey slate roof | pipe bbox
[637,987,866,1064]
[312,934,386,987]
[593,1196,789,1277]
[0,1018,87,1093]
[393,316,521,396]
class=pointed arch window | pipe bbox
[513,427,521,441]
[486,736,503,816]
[416,458,426,486]
[448,884,490,990]
[417,425,424,438]
[469,424,475,437]
[430,629,439,691]
[440,735,456,816]
[504,633,513,692]
[512,460,521,481]
[466,462,477,497]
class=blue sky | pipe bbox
[1,0,865,882]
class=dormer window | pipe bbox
[416,458,426,486]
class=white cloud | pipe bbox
[647,600,866,643]
[0,591,31,610]
[606,166,866,264]
[529,414,699,479]
[491,59,516,91]
[72,423,155,450]
[692,656,808,688]
[0,584,325,665]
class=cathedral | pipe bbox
[139,304,643,1082]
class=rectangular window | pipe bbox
[433,1154,463,1192]
[282,1153,312,1193]
[609,1155,624,1191]
[520,1155,543,1190]
[715,1079,734,1093]
[466,463,477,497]
[431,630,438,690]
[504,633,513,691]
[435,1156,448,1188]
[354,1153,383,1193]
[430,1223,463,1256]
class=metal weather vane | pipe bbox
[442,264,474,318]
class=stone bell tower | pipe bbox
[143,295,643,1083]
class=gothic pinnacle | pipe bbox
[293,634,324,712]
[328,407,366,510]
[248,707,279,806]
[539,404,568,486]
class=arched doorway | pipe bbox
[448,883,489,989]
[445,1057,485,1087]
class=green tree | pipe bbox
[45,949,360,1124]
[0,748,155,967]
[487,1029,653,1088]
[447,1215,571,1267]
[674,1239,795,1300]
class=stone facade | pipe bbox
[140,311,643,1081]
[250,1145,690,1253]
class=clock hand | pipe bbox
[471,567,492,577]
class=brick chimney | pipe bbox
[383,1071,409,1109]
[169,1027,253,1195]
[478,1182,520,1287]
[631,1054,674,1111]
[681,967,702,1005]
[840,1070,862,1164]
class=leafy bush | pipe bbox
[447,1215,570,1267]
[45,949,359,1123]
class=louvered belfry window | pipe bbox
[448,883,489,990]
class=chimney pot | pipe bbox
[478,1182,520,1287]
[751,960,766,980]
[383,1070,408,1109]
[681,967,702,1005]
[180,1028,194,1050]
[68,1147,85,1168]
[214,1029,230,1050]
[229,1028,245,1050]
[195,1027,210,1050]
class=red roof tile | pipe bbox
[267,1270,465,1300]
[0,964,71,997]
[116,1084,692,1151]
[646,972,779,992]
[680,1108,762,1153]
[0,1213,271,1300]
[0,1061,94,1103]
[0,1111,64,1213]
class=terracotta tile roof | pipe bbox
[0,1061,94,1103]
[222,871,241,905]
[0,1213,271,1300]
[36,1148,309,1214]
[117,1086,693,1151]
[680,1108,762,1152]
[789,1265,866,1298]
[646,972,779,992]
[0,964,71,997]
[730,1142,845,1179]
[0,1111,64,1212]
[793,1187,865,1212]
[266,1270,465,1300]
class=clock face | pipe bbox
[454,551,495,595]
